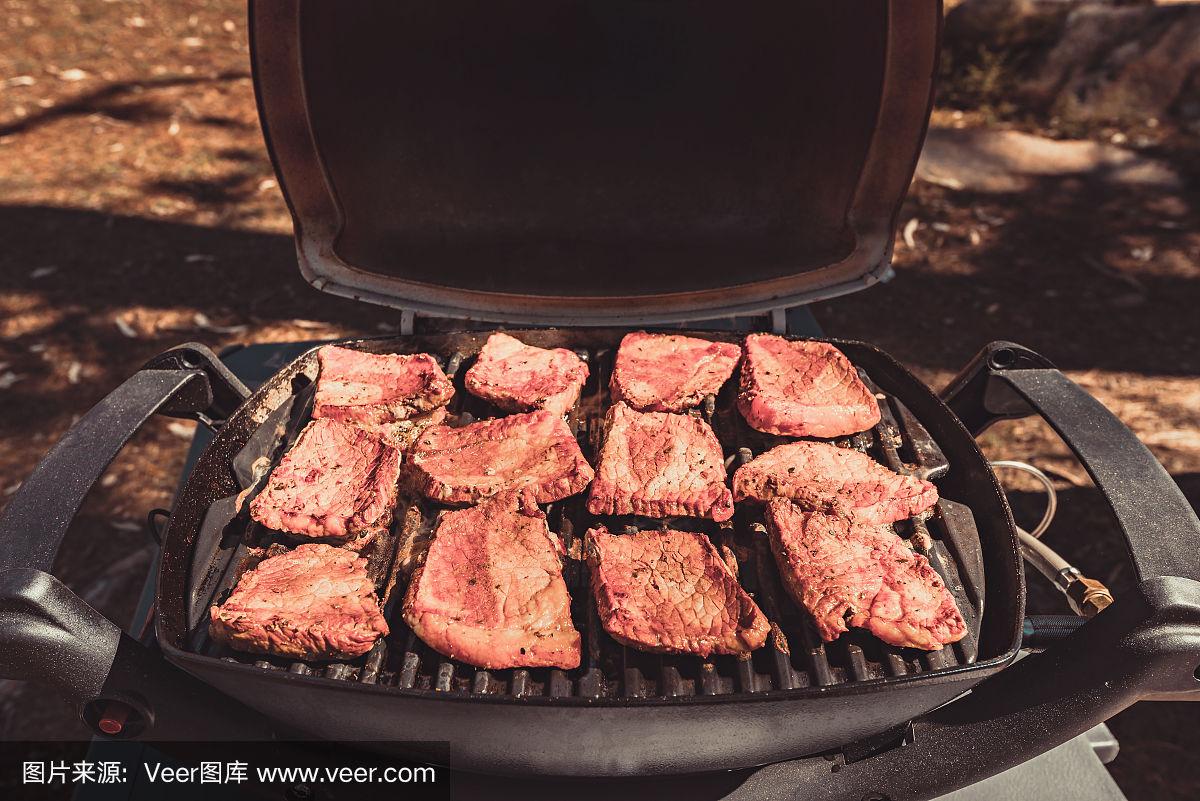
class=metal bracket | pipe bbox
[940,341,1056,436]
[143,343,251,424]
[400,309,416,336]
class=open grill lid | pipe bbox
[249,1,940,325]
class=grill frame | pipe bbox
[4,334,1195,789]
[153,329,1024,774]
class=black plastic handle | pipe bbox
[0,368,209,573]
[969,351,1200,586]
[755,341,1200,801]
[0,344,266,737]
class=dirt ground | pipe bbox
[0,2,1197,798]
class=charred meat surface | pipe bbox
[587,527,769,657]
[403,496,581,669]
[357,406,447,453]
[314,345,454,426]
[737,334,880,438]
[587,403,734,521]
[734,440,938,524]
[209,544,389,660]
[250,417,400,543]
[464,332,589,417]
[765,501,966,650]
[609,331,741,413]
[408,410,594,505]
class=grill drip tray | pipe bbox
[182,336,986,703]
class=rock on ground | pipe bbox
[915,127,1181,192]
[946,0,1200,129]
[1021,2,1200,127]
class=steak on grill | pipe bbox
[737,335,880,438]
[587,403,734,521]
[464,332,589,417]
[733,441,938,524]
[609,332,741,413]
[359,407,447,452]
[408,410,594,505]
[402,496,581,669]
[314,345,454,426]
[209,543,389,660]
[250,417,401,544]
[765,501,966,650]
[587,527,769,657]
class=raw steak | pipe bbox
[408,410,594,505]
[587,527,769,657]
[733,441,938,523]
[610,332,741,412]
[403,496,581,669]
[765,501,967,650]
[587,403,734,521]
[314,345,454,426]
[210,544,389,660]
[464,332,589,416]
[737,334,880,438]
[250,418,401,544]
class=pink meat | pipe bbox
[587,527,769,657]
[610,332,741,413]
[210,544,389,660]
[737,334,880,438]
[314,345,454,426]
[464,332,589,416]
[403,496,581,669]
[587,403,733,521]
[408,410,594,505]
[733,440,938,523]
[356,407,447,452]
[250,418,401,545]
[765,501,966,651]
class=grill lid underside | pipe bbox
[249,0,941,324]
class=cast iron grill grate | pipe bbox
[187,337,985,701]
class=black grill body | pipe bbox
[155,330,1023,776]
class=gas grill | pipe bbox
[153,329,1019,778]
[2,2,1199,800]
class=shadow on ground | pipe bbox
[817,174,1200,379]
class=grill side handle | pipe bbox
[942,340,1200,586]
[758,342,1200,801]
[0,344,266,738]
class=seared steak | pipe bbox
[587,527,769,657]
[765,501,966,650]
[314,345,454,426]
[408,410,594,505]
[464,332,589,417]
[403,496,581,669]
[250,418,401,544]
[737,334,880,438]
[210,544,389,660]
[587,403,734,521]
[733,441,938,523]
[610,332,741,413]
[358,407,447,452]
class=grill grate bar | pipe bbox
[845,645,870,681]
[511,670,531,698]
[435,662,456,692]
[398,651,420,689]
[359,641,386,684]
